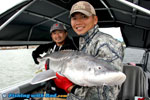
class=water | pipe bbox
[0,47,145,90]
[123,48,145,63]
[0,48,37,89]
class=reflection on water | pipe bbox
[0,48,37,89]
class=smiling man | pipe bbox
[32,23,77,64]
[53,1,124,100]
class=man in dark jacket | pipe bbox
[32,23,78,99]
[32,23,78,64]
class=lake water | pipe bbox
[123,48,145,63]
[0,47,145,90]
[0,48,37,90]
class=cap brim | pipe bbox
[50,28,66,33]
[70,10,92,17]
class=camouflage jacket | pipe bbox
[67,25,124,100]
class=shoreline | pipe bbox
[0,45,39,50]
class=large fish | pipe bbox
[31,50,126,86]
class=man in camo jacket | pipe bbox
[53,1,124,100]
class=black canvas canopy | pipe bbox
[0,0,150,49]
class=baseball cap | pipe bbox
[50,23,67,33]
[70,1,96,16]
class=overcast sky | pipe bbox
[0,0,25,14]
[99,28,123,42]
[0,0,123,42]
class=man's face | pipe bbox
[71,12,98,35]
[51,30,67,45]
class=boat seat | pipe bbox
[118,65,149,100]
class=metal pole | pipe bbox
[99,0,114,19]
[23,10,70,27]
[0,0,36,31]
[116,0,150,16]
[25,10,69,41]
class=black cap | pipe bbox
[50,23,67,33]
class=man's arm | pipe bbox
[89,35,124,71]
[53,73,89,99]
[53,72,74,93]
[32,44,51,64]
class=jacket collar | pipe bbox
[80,24,99,40]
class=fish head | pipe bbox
[82,59,126,86]
[83,57,117,74]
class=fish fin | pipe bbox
[30,69,56,85]
[42,50,79,61]
[38,57,69,62]
[48,56,71,61]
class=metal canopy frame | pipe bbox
[0,0,150,48]
[0,0,36,31]
[116,0,150,16]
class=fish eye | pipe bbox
[98,67,101,69]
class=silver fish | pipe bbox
[31,50,126,86]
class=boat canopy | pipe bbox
[0,0,150,48]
